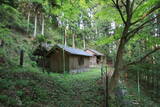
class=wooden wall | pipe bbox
[85,50,106,67]
[48,49,90,73]
[85,50,98,67]
[69,55,90,70]
[49,49,69,73]
[89,56,97,67]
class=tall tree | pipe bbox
[41,13,45,35]
[72,33,75,48]
[107,0,160,93]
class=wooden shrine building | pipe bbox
[46,44,92,73]
[85,49,105,67]
[33,44,106,73]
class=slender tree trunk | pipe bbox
[72,33,75,48]
[157,10,160,37]
[27,11,30,33]
[83,36,86,49]
[64,27,67,46]
[33,14,37,37]
[41,14,45,35]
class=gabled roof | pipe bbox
[53,44,93,56]
[85,49,104,56]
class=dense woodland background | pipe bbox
[0,0,160,106]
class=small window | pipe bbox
[78,57,84,65]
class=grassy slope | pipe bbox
[0,68,104,107]
[0,30,35,69]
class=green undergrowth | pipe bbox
[0,68,105,107]
[48,68,105,106]
[0,30,36,68]
[108,78,159,107]
[125,78,160,107]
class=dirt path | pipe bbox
[52,68,105,107]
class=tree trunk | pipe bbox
[83,36,86,49]
[64,27,67,46]
[27,11,30,33]
[33,14,37,37]
[109,37,126,93]
[41,14,45,35]
[72,33,75,48]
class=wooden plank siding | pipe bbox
[69,55,90,70]
[48,49,90,73]
[69,55,90,73]
[49,49,69,73]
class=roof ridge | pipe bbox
[86,49,104,56]
[56,44,92,56]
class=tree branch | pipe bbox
[112,0,126,25]
[126,0,130,17]
[127,46,160,66]
[130,0,135,15]
[121,0,126,7]
[132,0,145,15]
[126,14,160,41]
[131,4,160,25]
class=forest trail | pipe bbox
[50,68,105,107]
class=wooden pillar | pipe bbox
[0,40,4,47]
[106,74,109,107]
[20,50,24,66]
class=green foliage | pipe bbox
[132,0,160,22]
[0,24,11,44]
[0,4,28,30]
[96,27,122,46]
[95,4,121,23]
[0,79,13,89]
[35,34,46,43]
[16,90,24,97]
[0,95,8,103]
[0,95,19,107]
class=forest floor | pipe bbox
[0,68,105,107]
[124,78,160,107]
[106,66,160,107]
[108,78,160,107]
